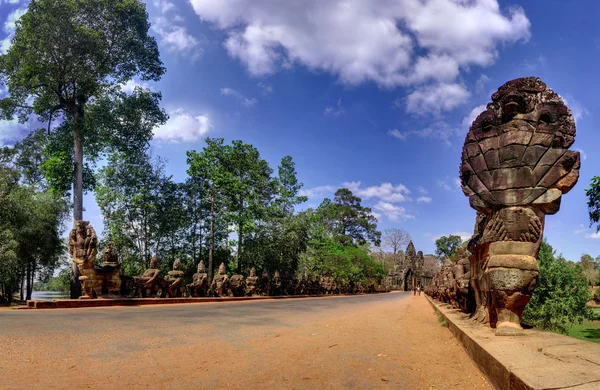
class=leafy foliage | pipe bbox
[435,235,462,259]
[586,176,600,232]
[522,238,593,334]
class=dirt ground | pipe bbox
[0,293,490,389]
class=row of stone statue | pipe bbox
[68,221,388,299]
[134,257,387,298]
[426,77,580,336]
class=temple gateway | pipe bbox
[385,241,434,291]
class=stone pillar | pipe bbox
[460,77,580,335]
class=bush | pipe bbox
[522,239,593,334]
[594,287,600,303]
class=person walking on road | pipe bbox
[413,286,416,296]
[417,286,421,296]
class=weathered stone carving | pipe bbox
[69,221,99,299]
[188,261,209,297]
[133,255,161,297]
[102,241,119,267]
[228,274,245,297]
[211,262,229,297]
[257,270,270,296]
[459,77,580,335]
[245,267,258,296]
[271,271,283,296]
[164,258,185,297]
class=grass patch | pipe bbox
[568,307,600,343]
[437,314,448,327]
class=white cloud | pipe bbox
[257,82,273,95]
[220,87,257,107]
[0,7,26,54]
[417,196,432,204]
[154,108,212,143]
[585,232,600,239]
[0,117,28,145]
[406,83,470,115]
[373,201,414,222]
[476,74,490,93]
[462,104,488,129]
[190,0,530,112]
[344,181,411,203]
[431,231,472,242]
[153,0,175,14]
[299,185,336,199]
[152,17,202,59]
[4,7,25,33]
[417,186,428,195]
[324,98,344,116]
[121,79,150,93]
[388,121,462,146]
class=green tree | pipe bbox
[317,188,381,246]
[187,138,231,282]
[522,238,592,334]
[275,156,307,216]
[222,140,274,274]
[578,254,599,286]
[0,0,166,220]
[95,151,184,275]
[435,235,462,260]
[586,176,600,233]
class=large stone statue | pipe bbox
[270,271,283,296]
[257,270,270,296]
[102,241,119,267]
[188,260,209,297]
[245,267,258,296]
[69,221,99,299]
[228,274,245,297]
[133,255,161,297]
[164,258,185,297]
[211,263,229,297]
[460,77,580,335]
[453,247,472,313]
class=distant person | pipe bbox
[413,286,416,296]
[417,286,421,296]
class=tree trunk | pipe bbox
[237,196,243,274]
[19,270,24,301]
[208,185,215,283]
[26,261,34,301]
[73,110,84,221]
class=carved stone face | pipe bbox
[261,270,269,278]
[274,271,280,279]
[76,220,88,235]
[249,267,256,277]
[218,262,226,275]
[106,241,114,250]
[460,77,579,212]
[150,255,159,269]
[197,260,206,273]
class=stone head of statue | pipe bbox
[197,260,206,273]
[218,262,226,275]
[173,258,182,271]
[150,255,159,269]
[461,77,579,213]
[261,270,269,278]
[274,270,280,279]
[249,267,256,277]
[75,220,89,235]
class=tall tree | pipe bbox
[95,151,182,275]
[586,176,600,233]
[0,0,166,221]
[223,140,274,273]
[435,235,462,260]
[275,156,307,216]
[187,138,230,282]
[317,188,381,246]
[382,228,411,255]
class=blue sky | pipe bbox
[0,0,598,260]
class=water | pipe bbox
[31,291,70,301]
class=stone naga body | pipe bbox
[459,77,580,335]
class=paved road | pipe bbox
[0,293,490,389]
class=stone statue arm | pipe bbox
[145,270,159,286]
